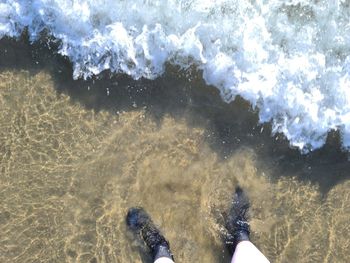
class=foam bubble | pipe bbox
[1,0,350,152]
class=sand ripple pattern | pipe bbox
[0,71,349,262]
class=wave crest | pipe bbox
[2,0,350,152]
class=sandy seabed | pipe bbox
[0,39,349,263]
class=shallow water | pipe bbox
[4,0,350,151]
[0,39,350,263]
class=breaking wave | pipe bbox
[2,0,350,152]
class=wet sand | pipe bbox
[0,37,349,263]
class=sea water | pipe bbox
[0,67,349,262]
[2,0,350,152]
[1,2,350,262]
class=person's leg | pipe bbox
[225,187,270,263]
[231,241,270,263]
[126,207,175,263]
[154,257,175,263]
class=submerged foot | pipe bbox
[126,207,174,261]
[225,186,251,252]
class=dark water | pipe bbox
[0,37,349,263]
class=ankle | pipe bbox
[225,186,251,252]
[126,207,174,261]
[154,245,174,261]
[233,218,250,241]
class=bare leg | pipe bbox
[231,241,270,263]
[225,187,270,263]
[154,257,175,263]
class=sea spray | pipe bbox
[1,0,350,152]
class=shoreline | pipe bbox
[0,38,350,262]
[1,36,349,193]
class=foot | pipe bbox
[126,207,174,261]
[225,186,251,251]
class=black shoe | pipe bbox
[126,207,174,261]
[225,186,250,252]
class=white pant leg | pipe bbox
[231,241,270,263]
[154,257,175,263]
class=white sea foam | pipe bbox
[1,0,350,152]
